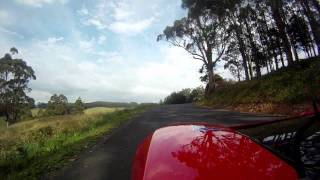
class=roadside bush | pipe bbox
[204,59,320,105]
[163,86,204,104]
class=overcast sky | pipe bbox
[0,0,229,103]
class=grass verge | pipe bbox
[202,58,320,115]
[0,105,152,179]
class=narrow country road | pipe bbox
[50,104,280,180]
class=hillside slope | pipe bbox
[203,57,320,115]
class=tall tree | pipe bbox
[299,0,320,54]
[158,10,230,95]
[73,97,85,114]
[0,48,36,126]
[46,94,69,116]
[269,0,294,65]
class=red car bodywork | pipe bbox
[132,125,298,180]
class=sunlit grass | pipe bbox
[84,107,124,116]
[31,108,42,117]
[0,105,151,179]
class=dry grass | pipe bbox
[0,107,123,156]
[31,108,42,117]
[0,105,151,179]
[84,107,124,116]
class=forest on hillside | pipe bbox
[158,0,320,96]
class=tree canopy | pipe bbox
[159,0,320,95]
[0,48,36,126]
[46,94,69,116]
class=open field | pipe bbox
[29,107,124,118]
[31,108,42,117]
[0,105,151,179]
[84,107,125,116]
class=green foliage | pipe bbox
[84,101,138,108]
[0,48,36,125]
[162,0,320,84]
[46,94,69,116]
[83,107,123,116]
[163,86,204,104]
[72,97,85,114]
[0,105,151,179]
[203,59,320,105]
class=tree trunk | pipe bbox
[5,111,9,127]
[235,25,250,81]
[276,34,286,67]
[205,50,215,96]
[270,0,294,65]
[275,57,279,70]
[311,0,320,17]
[237,67,241,82]
[244,20,262,77]
[292,45,299,61]
[247,58,253,79]
[301,0,320,54]
[311,44,317,56]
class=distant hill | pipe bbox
[37,101,140,108]
[84,101,139,108]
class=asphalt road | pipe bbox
[50,104,281,180]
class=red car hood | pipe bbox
[132,125,298,180]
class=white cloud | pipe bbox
[0,27,24,39]
[98,35,107,44]
[78,0,156,35]
[0,0,206,103]
[0,10,9,23]
[86,18,108,30]
[47,37,64,44]
[132,46,203,98]
[78,6,89,16]
[113,2,133,21]
[109,17,155,35]
[12,37,203,103]
[15,0,68,8]
[78,38,95,53]
[0,9,15,27]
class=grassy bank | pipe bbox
[202,58,320,115]
[0,105,151,179]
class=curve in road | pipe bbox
[50,104,281,180]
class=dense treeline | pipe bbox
[37,101,140,109]
[162,87,204,104]
[37,95,85,117]
[0,48,87,126]
[158,0,320,96]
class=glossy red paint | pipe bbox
[132,125,298,180]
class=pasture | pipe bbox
[0,106,151,179]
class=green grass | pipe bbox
[31,108,42,117]
[0,105,152,179]
[0,117,6,130]
[84,107,124,116]
[203,58,320,106]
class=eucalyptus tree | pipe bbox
[0,48,36,126]
[73,97,85,114]
[298,0,320,54]
[46,94,69,116]
[288,14,315,57]
[160,0,319,87]
[268,0,295,65]
[157,5,231,95]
